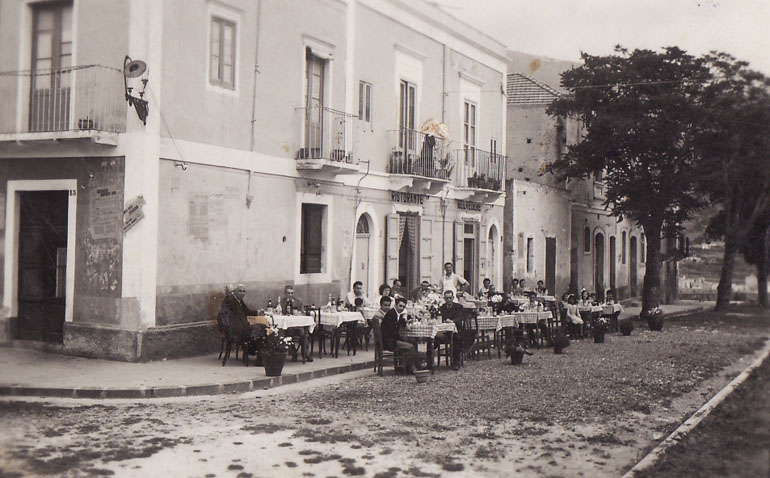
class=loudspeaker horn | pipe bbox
[123,58,147,78]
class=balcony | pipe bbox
[454,147,507,202]
[295,106,359,174]
[387,128,452,194]
[0,65,126,145]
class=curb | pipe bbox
[622,337,770,477]
[0,360,376,400]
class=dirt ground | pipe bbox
[0,308,768,478]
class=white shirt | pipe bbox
[441,273,468,295]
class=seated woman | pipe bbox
[376,284,394,309]
[535,280,548,296]
[521,293,549,345]
[565,294,584,338]
[579,288,591,305]
[605,289,616,304]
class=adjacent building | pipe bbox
[0,0,508,360]
[504,68,646,299]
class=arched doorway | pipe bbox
[488,225,498,288]
[609,235,616,295]
[594,232,605,298]
[354,215,371,294]
[629,236,638,296]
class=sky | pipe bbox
[441,0,770,75]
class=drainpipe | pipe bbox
[250,0,262,152]
[348,160,371,294]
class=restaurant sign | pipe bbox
[391,191,426,205]
[457,199,482,211]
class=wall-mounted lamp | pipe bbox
[307,181,320,189]
[123,55,149,125]
[175,161,187,170]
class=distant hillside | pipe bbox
[680,243,755,285]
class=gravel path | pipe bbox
[0,309,767,477]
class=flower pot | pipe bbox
[414,369,430,384]
[554,345,565,354]
[619,319,634,336]
[648,316,664,331]
[263,350,287,376]
[594,331,605,343]
[510,349,525,365]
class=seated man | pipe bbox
[280,284,313,362]
[218,283,263,364]
[410,280,433,302]
[478,277,492,298]
[521,293,549,345]
[437,289,467,369]
[345,281,371,309]
[391,279,406,299]
[381,297,414,354]
[535,280,548,296]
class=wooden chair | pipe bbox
[371,319,399,376]
[434,330,453,367]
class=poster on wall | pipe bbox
[123,195,146,233]
[90,184,121,240]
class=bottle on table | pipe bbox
[275,296,283,315]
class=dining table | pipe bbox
[248,314,316,363]
[401,321,458,373]
[318,310,366,357]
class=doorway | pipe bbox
[463,223,476,293]
[609,236,616,294]
[630,236,638,296]
[17,190,69,343]
[354,215,370,294]
[594,232,605,300]
[545,237,556,296]
[398,213,419,294]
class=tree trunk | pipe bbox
[641,222,663,313]
[715,230,739,310]
[758,225,769,308]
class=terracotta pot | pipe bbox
[510,349,525,365]
[619,320,634,336]
[263,350,287,377]
[648,316,664,331]
[554,345,565,354]
[594,331,605,343]
[414,369,430,384]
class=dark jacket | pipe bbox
[218,294,258,342]
[380,308,406,352]
[280,296,304,315]
[438,301,465,324]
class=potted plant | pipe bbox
[260,325,293,376]
[552,329,570,354]
[642,307,664,331]
[618,318,634,336]
[504,332,532,365]
[592,316,608,343]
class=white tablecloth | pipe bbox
[319,311,365,328]
[401,322,458,340]
[476,314,521,331]
[578,305,604,314]
[268,315,316,333]
[513,311,553,324]
[602,304,624,315]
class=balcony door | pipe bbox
[398,80,416,154]
[29,2,73,132]
[463,101,477,186]
[304,48,325,157]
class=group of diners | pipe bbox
[215,262,622,370]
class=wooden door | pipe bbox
[630,237,638,296]
[17,191,69,343]
[545,237,556,296]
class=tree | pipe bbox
[741,212,770,308]
[547,47,709,314]
[694,53,770,310]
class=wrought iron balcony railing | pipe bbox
[0,65,126,136]
[454,147,507,191]
[295,106,358,164]
[387,128,452,180]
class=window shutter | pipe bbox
[420,217,433,283]
[479,223,487,282]
[385,214,400,284]
[454,221,464,277]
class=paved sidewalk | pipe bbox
[618,299,712,320]
[0,345,375,399]
[0,300,709,400]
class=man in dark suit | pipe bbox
[437,289,466,370]
[218,283,262,364]
[280,284,313,362]
[380,297,414,353]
